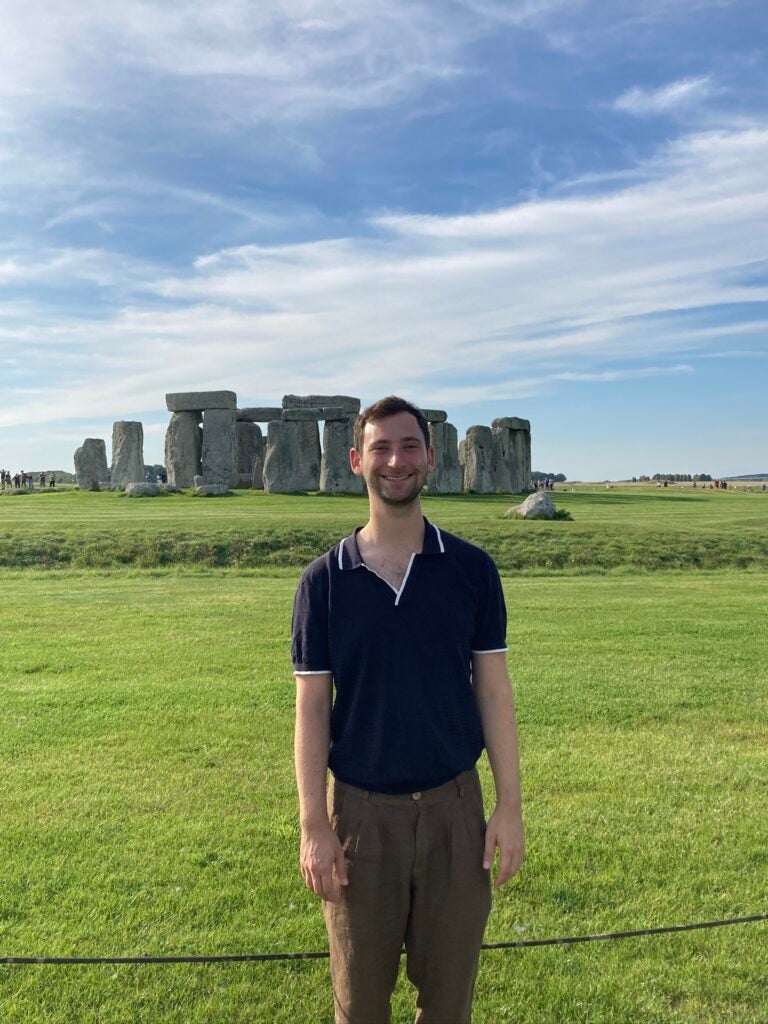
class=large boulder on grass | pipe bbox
[194,483,231,496]
[125,482,160,497]
[505,492,556,520]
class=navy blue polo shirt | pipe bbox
[291,518,508,794]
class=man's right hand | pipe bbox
[300,823,349,903]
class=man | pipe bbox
[292,396,524,1024]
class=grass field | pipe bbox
[1,486,768,572]
[0,489,766,1022]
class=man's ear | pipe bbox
[349,447,363,476]
[427,445,436,472]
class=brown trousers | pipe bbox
[323,768,492,1024]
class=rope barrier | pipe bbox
[2,913,764,965]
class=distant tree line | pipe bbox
[631,473,712,482]
[532,471,567,482]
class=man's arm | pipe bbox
[472,652,525,888]
[294,674,348,902]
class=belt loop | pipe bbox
[456,775,465,798]
[363,789,370,802]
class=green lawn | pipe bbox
[2,486,768,571]
[1,558,766,1022]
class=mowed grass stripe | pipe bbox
[2,488,768,571]
[0,570,766,1022]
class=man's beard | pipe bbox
[367,472,426,506]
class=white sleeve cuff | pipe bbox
[293,669,332,676]
[470,647,508,654]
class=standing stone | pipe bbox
[252,449,264,490]
[263,420,301,493]
[165,412,202,488]
[294,420,322,491]
[510,424,532,493]
[492,417,532,493]
[458,439,467,491]
[491,429,513,493]
[320,416,363,495]
[111,422,144,489]
[428,422,462,494]
[421,409,448,423]
[74,438,108,491]
[236,421,262,489]
[201,409,238,487]
[463,426,495,493]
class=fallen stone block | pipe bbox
[194,484,231,496]
[125,482,160,497]
[505,492,556,520]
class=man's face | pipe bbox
[351,412,434,507]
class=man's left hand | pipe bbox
[483,805,525,888]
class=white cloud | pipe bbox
[1,123,766,435]
[613,76,714,116]
[0,2,470,127]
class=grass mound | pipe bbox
[0,487,766,572]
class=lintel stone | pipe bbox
[282,394,361,414]
[491,416,530,431]
[166,391,236,413]
[282,408,323,421]
[420,409,447,423]
[237,407,283,422]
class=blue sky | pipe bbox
[1,0,766,480]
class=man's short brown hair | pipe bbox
[354,397,430,452]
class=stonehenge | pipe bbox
[160,395,528,495]
[75,391,532,496]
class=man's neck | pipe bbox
[359,500,426,552]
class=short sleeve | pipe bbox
[471,555,508,653]
[291,564,332,674]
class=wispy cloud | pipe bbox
[0,2,471,128]
[614,76,714,116]
[1,123,766,432]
